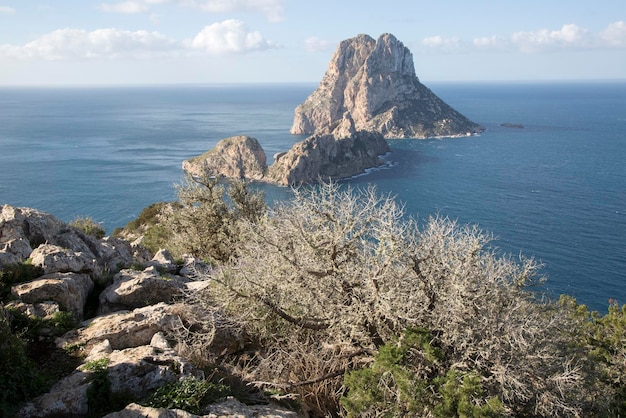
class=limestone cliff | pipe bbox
[291,33,483,139]
[182,135,266,180]
[267,113,390,186]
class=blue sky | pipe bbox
[0,0,625,85]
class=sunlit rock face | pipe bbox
[291,33,483,139]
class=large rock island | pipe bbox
[291,33,483,138]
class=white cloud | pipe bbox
[601,20,626,47]
[188,19,276,53]
[0,6,16,13]
[304,36,333,53]
[511,24,590,52]
[0,28,178,60]
[422,35,461,51]
[98,0,284,22]
[99,1,150,13]
[424,21,626,54]
[473,35,507,49]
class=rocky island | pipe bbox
[291,33,483,138]
[182,113,390,186]
[184,33,482,186]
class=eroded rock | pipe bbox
[182,136,267,180]
[11,272,93,320]
[291,33,483,139]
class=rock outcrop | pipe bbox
[1,205,290,417]
[182,135,267,180]
[267,113,390,185]
[291,33,483,139]
[183,126,390,186]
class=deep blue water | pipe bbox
[0,82,624,312]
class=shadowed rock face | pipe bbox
[291,33,483,139]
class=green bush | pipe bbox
[70,216,106,239]
[0,261,44,301]
[0,307,46,416]
[144,377,231,414]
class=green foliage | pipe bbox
[113,201,178,254]
[82,357,110,372]
[433,372,504,418]
[144,377,231,414]
[70,216,106,239]
[342,328,504,417]
[560,295,626,415]
[0,307,46,416]
[8,308,77,340]
[0,261,44,301]
[82,358,134,417]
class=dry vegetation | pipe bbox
[159,180,625,417]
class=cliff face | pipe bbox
[267,113,390,186]
[291,33,483,139]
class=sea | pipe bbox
[0,81,624,312]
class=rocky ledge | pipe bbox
[0,205,298,417]
[182,114,390,186]
[291,33,483,139]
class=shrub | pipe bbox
[190,183,612,416]
[0,307,45,416]
[70,216,106,239]
[144,376,231,414]
[168,175,266,263]
[0,261,44,301]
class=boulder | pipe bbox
[98,266,187,314]
[148,249,178,273]
[30,243,102,276]
[291,33,483,139]
[11,272,93,320]
[103,398,300,418]
[58,303,180,351]
[5,300,61,319]
[182,136,267,180]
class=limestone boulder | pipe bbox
[58,303,180,350]
[148,248,178,274]
[98,266,187,314]
[291,33,483,139]
[30,243,102,276]
[5,300,61,319]
[103,397,300,418]
[11,272,93,320]
[182,135,267,180]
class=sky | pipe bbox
[0,1,625,85]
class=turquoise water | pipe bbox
[0,82,624,311]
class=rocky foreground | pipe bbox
[0,204,298,417]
